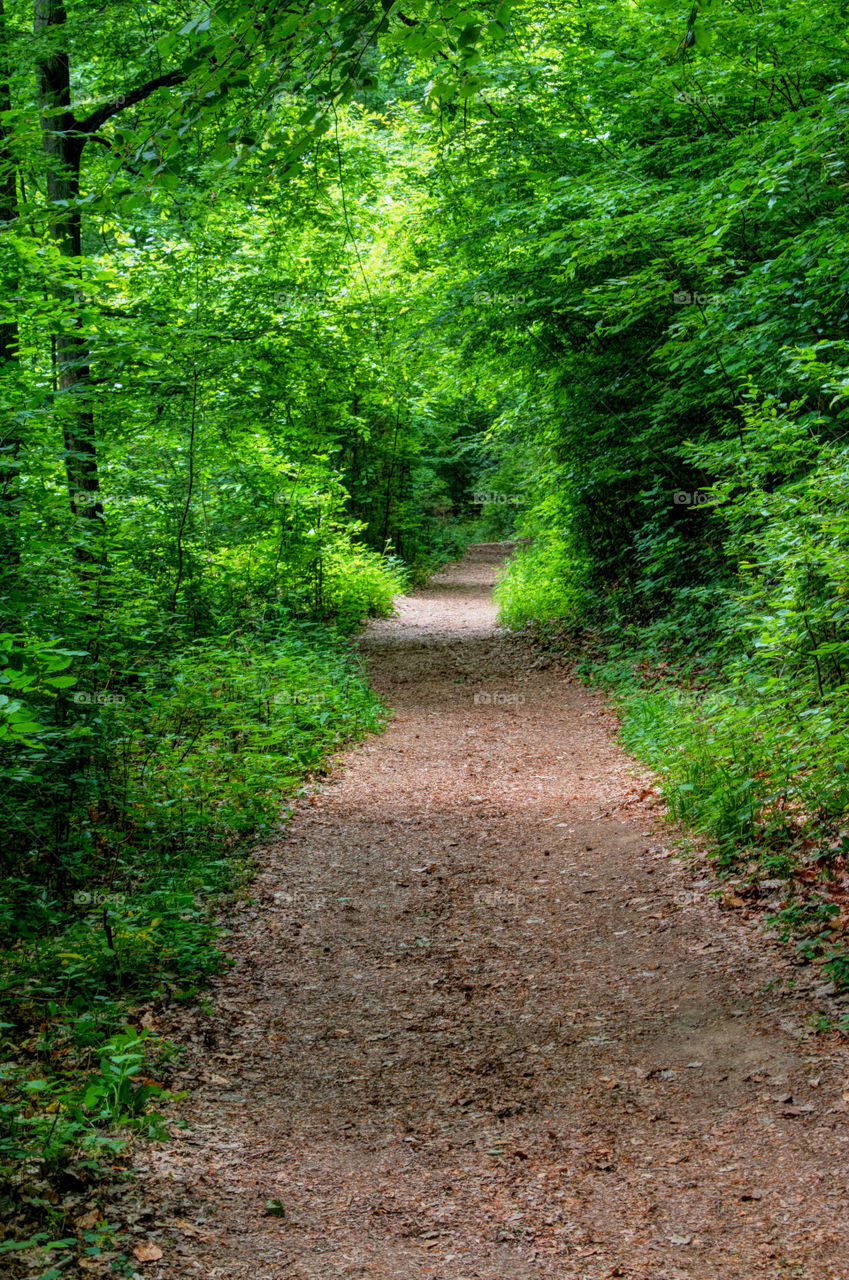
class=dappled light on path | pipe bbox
[139,545,849,1280]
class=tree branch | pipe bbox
[75,70,185,135]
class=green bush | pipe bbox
[495,495,589,631]
[0,623,386,1184]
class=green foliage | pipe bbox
[495,529,581,631]
[1,1027,172,1175]
[11,0,849,1243]
[0,626,385,1200]
[615,686,789,859]
[564,642,849,982]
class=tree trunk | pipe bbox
[0,0,21,575]
[34,0,103,551]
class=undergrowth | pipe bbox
[0,613,389,1269]
[497,531,849,995]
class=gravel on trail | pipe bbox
[136,543,849,1280]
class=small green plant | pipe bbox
[768,895,839,946]
[822,947,849,989]
[77,1028,168,1134]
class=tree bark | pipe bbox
[0,0,20,573]
[34,0,103,548]
[33,1,186,556]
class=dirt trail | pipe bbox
[140,544,849,1280]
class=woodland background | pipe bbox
[4,0,849,1260]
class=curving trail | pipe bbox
[139,544,849,1280]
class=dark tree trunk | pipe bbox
[34,0,103,549]
[0,0,21,574]
[32,2,184,556]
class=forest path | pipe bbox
[139,544,849,1280]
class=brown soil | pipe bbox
[136,543,849,1280]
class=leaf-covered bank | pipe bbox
[497,551,849,1008]
[0,621,389,1257]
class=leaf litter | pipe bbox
[129,544,849,1280]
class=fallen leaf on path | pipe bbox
[133,1242,163,1263]
[75,1208,101,1230]
[175,1218,214,1239]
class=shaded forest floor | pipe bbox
[132,545,849,1279]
